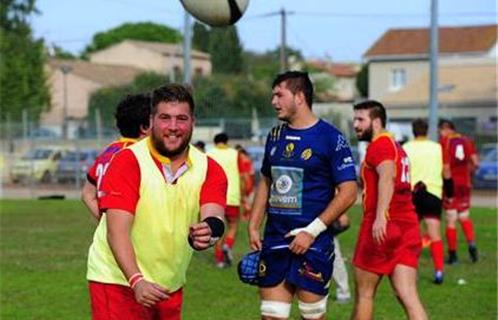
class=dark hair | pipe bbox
[115,93,151,138]
[214,132,229,144]
[438,118,455,130]
[151,83,195,115]
[412,118,428,137]
[272,71,314,108]
[353,99,387,128]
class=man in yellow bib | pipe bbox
[86,84,228,320]
[207,132,243,267]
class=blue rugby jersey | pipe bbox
[261,119,357,248]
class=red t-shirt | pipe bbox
[99,148,227,214]
[440,133,476,187]
[361,134,416,222]
[87,138,137,187]
[238,153,255,195]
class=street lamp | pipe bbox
[60,64,72,139]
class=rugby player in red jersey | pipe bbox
[351,100,427,320]
[438,119,479,264]
[81,93,151,220]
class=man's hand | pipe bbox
[285,231,315,255]
[133,279,169,308]
[188,222,212,250]
[248,227,262,251]
[372,215,387,244]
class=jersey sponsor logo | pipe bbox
[335,135,350,151]
[298,261,324,282]
[337,156,355,171]
[301,148,313,161]
[283,142,295,158]
[269,166,303,215]
[285,135,301,141]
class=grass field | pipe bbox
[0,200,496,319]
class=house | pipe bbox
[89,40,212,78]
[363,24,496,137]
[307,60,359,102]
[42,59,143,137]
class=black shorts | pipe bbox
[412,189,442,219]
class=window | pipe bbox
[389,68,406,91]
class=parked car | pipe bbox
[10,146,73,183]
[56,149,99,183]
[473,146,497,189]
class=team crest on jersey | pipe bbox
[283,143,295,158]
[298,262,324,282]
[301,148,312,160]
[258,260,267,277]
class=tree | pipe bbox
[356,63,369,98]
[209,26,245,74]
[192,22,210,52]
[82,22,182,57]
[0,0,50,122]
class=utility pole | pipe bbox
[60,64,72,140]
[183,10,192,85]
[428,0,439,140]
[280,8,287,72]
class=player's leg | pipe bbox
[260,281,294,320]
[222,205,240,266]
[351,267,382,320]
[456,186,478,262]
[444,208,459,264]
[389,264,428,320]
[332,237,351,303]
[296,289,328,320]
[425,217,444,284]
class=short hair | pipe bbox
[214,132,229,144]
[115,93,151,138]
[438,118,455,130]
[272,71,314,108]
[353,99,387,128]
[194,140,205,150]
[412,118,428,137]
[151,83,195,115]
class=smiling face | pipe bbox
[271,82,298,123]
[150,101,194,159]
[353,109,374,142]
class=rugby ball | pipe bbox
[180,0,249,27]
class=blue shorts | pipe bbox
[257,243,335,296]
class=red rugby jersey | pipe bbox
[440,133,477,187]
[361,133,417,222]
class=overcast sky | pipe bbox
[32,0,496,62]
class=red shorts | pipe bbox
[444,185,471,212]
[225,205,240,221]
[89,281,182,320]
[352,218,422,275]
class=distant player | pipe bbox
[235,144,256,221]
[351,100,427,320]
[438,119,480,264]
[208,133,243,267]
[81,93,151,220]
[404,118,445,284]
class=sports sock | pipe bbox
[430,240,444,272]
[214,247,224,263]
[224,237,235,249]
[460,219,475,243]
[446,227,457,251]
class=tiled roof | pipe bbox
[124,40,210,60]
[48,59,142,87]
[365,24,497,58]
[307,60,358,77]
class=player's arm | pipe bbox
[106,210,169,307]
[248,176,270,250]
[373,160,395,244]
[81,180,100,221]
[189,158,227,251]
[286,180,357,255]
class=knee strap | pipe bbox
[261,300,291,318]
[298,295,328,319]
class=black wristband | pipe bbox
[203,217,225,238]
[443,178,454,198]
[330,220,350,236]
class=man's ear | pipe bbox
[294,91,305,106]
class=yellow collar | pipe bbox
[146,137,192,166]
[372,131,393,142]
